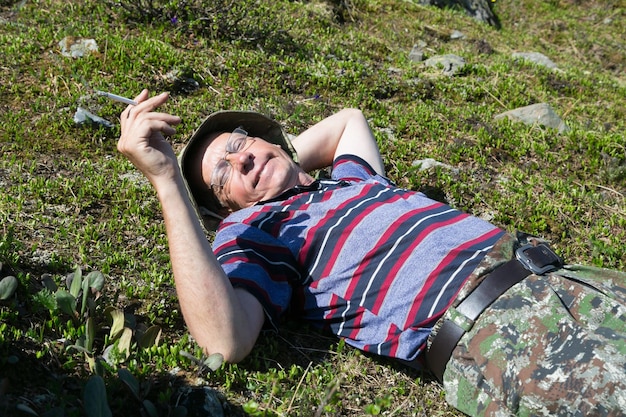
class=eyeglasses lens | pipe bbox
[211,127,248,188]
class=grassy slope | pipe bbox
[0,0,624,415]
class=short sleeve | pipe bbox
[332,154,394,186]
[213,221,304,329]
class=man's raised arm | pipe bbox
[116,90,264,362]
[291,108,385,175]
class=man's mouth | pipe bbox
[255,157,272,187]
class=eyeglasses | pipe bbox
[210,127,249,191]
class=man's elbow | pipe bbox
[187,288,264,363]
[220,343,254,364]
[195,333,257,364]
[338,107,365,121]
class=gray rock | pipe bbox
[409,41,428,62]
[512,52,558,69]
[412,158,459,173]
[424,54,466,75]
[409,45,426,62]
[58,36,98,58]
[450,30,465,40]
[494,103,569,133]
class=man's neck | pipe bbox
[297,171,316,187]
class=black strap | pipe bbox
[425,259,530,383]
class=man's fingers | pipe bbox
[133,89,150,103]
[141,112,182,125]
[158,121,178,137]
[121,89,149,119]
[135,92,170,114]
[122,91,169,120]
[121,116,179,141]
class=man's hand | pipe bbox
[117,90,182,187]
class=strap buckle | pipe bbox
[515,243,562,275]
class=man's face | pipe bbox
[199,131,304,211]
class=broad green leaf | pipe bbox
[118,368,140,399]
[86,297,96,314]
[0,275,17,300]
[41,273,57,292]
[142,400,158,417]
[85,317,95,352]
[81,276,89,317]
[108,309,125,341]
[83,375,112,417]
[55,289,76,316]
[92,357,105,376]
[69,266,82,298]
[124,312,136,330]
[86,271,105,291]
[15,404,38,415]
[75,335,85,348]
[138,325,162,349]
[117,327,133,360]
[67,344,90,355]
[204,353,224,371]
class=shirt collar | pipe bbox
[257,179,349,205]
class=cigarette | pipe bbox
[96,90,138,106]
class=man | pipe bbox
[118,90,626,416]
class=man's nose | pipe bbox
[225,151,253,172]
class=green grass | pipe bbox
[1,0,625,415]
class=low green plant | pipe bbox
[180,349,224,376]
[83,375,112,417]
[0,275,17,300]
[1,263,181,416]
[117,368,187,417]
[1,0,624,415]
[106,0,290,45]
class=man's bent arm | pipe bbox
[157,176,264,362]
[117,90,264,362]
[292,108,385,175]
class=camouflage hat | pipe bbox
[179,110,299,232]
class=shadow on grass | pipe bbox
[0,339,250,416]
[244,319,437,381]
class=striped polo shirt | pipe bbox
[212,155,504,363]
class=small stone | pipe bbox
[58,36,98,58]
[512,52,558,69]
[424,54,466,76]
[450,30,465,40]
[494,103,569,133]
[412,158,459,174]
[409,46,425,63]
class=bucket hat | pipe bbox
[179,110,298,232]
